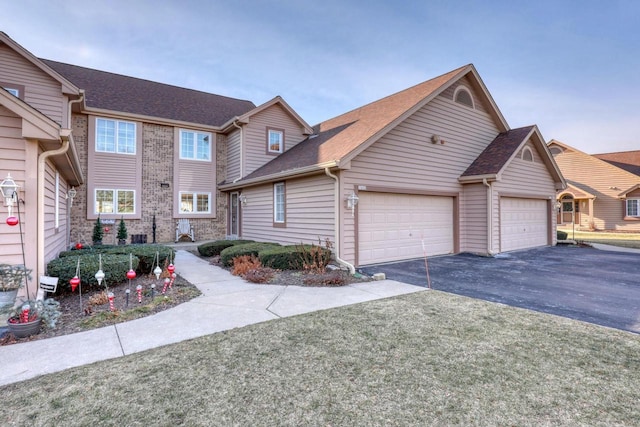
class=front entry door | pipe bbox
[229,192,240,237]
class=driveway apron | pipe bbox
[361,246,640,334]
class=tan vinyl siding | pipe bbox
[554,147,640,231]
[461,183,488,253]
[0,106,26,263]
[43,161,68,263]
[495,140,557,248]
[173,128,217,219]
[226,128,241,182]
[341,93,500,263]
[438,75,489,115]
[242,104,307,176]
[0,44,65,125]
[87,116,143,219]
[241,175,335,245]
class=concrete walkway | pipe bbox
[0,250,423,387]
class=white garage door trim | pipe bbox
[500,197,549,252]
[358,192,455,266]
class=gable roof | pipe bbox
[220,96,313,135]
[594,151,640,177]
[41,59,256,127]
[559,182,596,199]
[0,32,81,96]
[460,125,565,188]
[222,64,510,188]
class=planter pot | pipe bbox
[0,289,18,308]
[7,317,42,338]
[118,239,127,245]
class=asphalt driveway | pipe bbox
[360,245,640,334]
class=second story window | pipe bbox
[3,87,19,97]
[180,130,211,161]
[96,118,136,154]
[267,128,284,154]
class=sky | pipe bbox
[1,0,638,154]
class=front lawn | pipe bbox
[1,291,639,425]
[559,228,640,249]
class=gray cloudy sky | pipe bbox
[2,0,638,153]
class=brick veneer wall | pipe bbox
[69,114,228,245]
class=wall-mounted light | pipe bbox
[66,186,77,208]
[0,172,19,223]
[431,134,445,144]
[238,194,247,206]
[346,192,359,216]
[160,183,170,188]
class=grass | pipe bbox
[558,228,640,249]
[2,291,640,425]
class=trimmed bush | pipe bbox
[220,242,280,267]
[102,244,174,275]
[557,230,568,240]
[46,253,139,293]
[197,240,255,257]
[260,245,332,271]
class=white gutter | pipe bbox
[483,178,495,256]
[220,161,339,191]
[232,120,243,183]
[324,167,356,274]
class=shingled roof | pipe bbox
[228,65,471,186]
[594,151,640,177]
[42,59,256,127]
[461,126,535,177]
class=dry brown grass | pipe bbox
[2,291,640,426]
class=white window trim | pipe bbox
[179,129,212,161]
[273,182,285,224]
[626,199,640,217]
[94,188,136,215]
[267,129,284,154]
[521,147,534,162]
[95,118,137,155]
[453,85,475,109]
[179,191,212,214]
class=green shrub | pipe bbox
[557,230,568,240]
[260,245,332,270]
[46,253,139,293]
[197,240,255,257]
[220,242,280,267]
[102,244,174,274]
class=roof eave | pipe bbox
[219,161,339,191]
[82,106,225,132]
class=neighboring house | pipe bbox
[1,31,565,289]
[549,140,640,231]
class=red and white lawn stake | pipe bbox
[70,276,80,292]
[108,292,115,311]
[21,303,30,323]
[169,272,176,290]
[162,278,170,294]
[136,284,143,303]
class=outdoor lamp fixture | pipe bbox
[238,194,247,206]
[67,186,77,207]
[0,173,20,225]
[346,192,359,217]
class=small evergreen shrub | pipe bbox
[220,242,280,267]
[197,240,254,257]
[46,253,139,293]
[117,217,128,243]
[92,216,104,245]
[57,245,174,275]
[260,244,333,270]
[557,230,568,240]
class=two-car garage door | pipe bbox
[358,192,454,265]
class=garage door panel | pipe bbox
[358,193,454,265]
[500,198,548,252]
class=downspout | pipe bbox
[36,94,84,292]
[325,167,356,274]
[232,120,243,183]
[483,178,495,256]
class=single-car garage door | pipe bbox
[500,197,548,252]
[358,192,454,265]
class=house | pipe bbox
[222,65,566,267]
[549,140,640,231]
[0,31,565,295]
